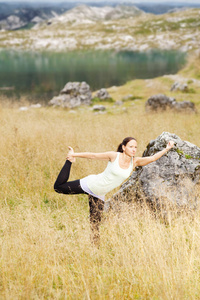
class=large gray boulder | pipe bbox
[145,94,195,112]
[106,132,200,213]
[49,82,92,108]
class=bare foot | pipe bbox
[67,146,76,162]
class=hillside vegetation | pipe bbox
[105,54,200,111]
[0,55,200,299]
[0,6,200,53]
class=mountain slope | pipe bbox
[0,5,67,30]
[0,5,200,53]
[42,4,144,26]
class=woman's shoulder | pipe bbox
[107,151,118,162]
[132,156,141,167]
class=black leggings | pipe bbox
[54,160,86,195]
[54,160,104,246]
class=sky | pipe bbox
[2,0,200,3]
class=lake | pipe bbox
[0,49,186,102]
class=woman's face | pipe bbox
[123,139,137,157]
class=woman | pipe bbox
[54,137,174,245]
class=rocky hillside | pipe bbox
[43,4,143,25]
[0,8,61,30]
[0,4,200,53]
[0,3,70,30]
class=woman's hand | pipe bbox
[135,140,175,167]
[166,140,175,150]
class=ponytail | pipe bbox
[117,137,137,153]
[117,143,123,153]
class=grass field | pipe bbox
[0,58,200,299]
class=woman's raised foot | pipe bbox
[67,146,76,162]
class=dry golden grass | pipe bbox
[0,89,200,299]
[180,54,200,79]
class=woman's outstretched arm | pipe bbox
[134,141,174,167]
[67,149,117,161]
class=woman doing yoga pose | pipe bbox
[54,137,174,245]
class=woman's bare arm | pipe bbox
[134,141,174,167]
[67,150,117,161]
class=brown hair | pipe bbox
[117,137,137,153]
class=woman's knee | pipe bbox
[54,182,61,193]
[54,182,71,194]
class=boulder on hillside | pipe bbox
[145,94,175,111]
[174,101,195,111]
[105,132,200,213]
[94,88,111,101]
[145,94,195,112]
[170,82,189,92]
[49,81,92,108]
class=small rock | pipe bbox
[19,106,29,111]
[94,88,111,100]
[92,105,106,111]
[122,94,134,101]
[170,82,189,92]
[30,103,42,108]
[115,100,123,106]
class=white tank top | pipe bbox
[80,152,133,201]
